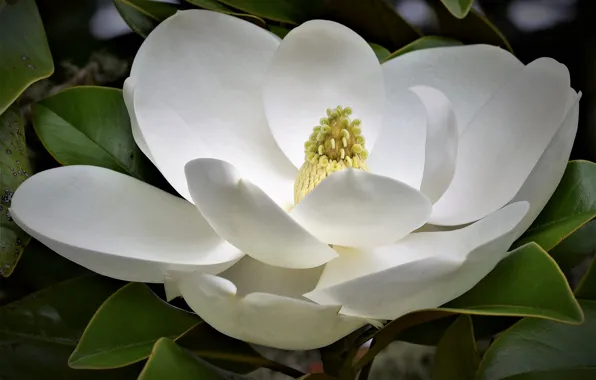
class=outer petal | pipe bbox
[185,158,338,269]
[9,166,243,283]
[510,90,581,240]
[263,20,385,168]
[123,79,153,164]
[290,169,431,247]
[304,202,529,320]
[430,58,570,225]
[381,44,524,134]
[128,10,296,206]
[175,272,367,350]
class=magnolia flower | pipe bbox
[11,10,579,350]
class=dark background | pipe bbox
[35,0,595,161]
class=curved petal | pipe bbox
[123,79,153,164]
[128,10,296,205]
[263,20,385,168]
[366,90,427,189]
[175,272,367,350]
[381,44,524,134]
[291,169,431,247]
[10,166,243,283]
[304,202,529,320]
[430,58,570,225]
[510,90,581,240]
[414,86,458,202]
[219,255,324,298]
[185,158,338,269]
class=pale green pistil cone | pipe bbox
[294,106,369,204]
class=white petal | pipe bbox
[10,166,243,283]
[185,158,338,269]
[291,169,431,246]
[175,272,367,350]
[123,78,153,164]
[413,86,458,202]
[305,202,529,320]
[128,10,296,205]
[263,20,385,168]
[381,44,524,134]
[510,90,581,240]
[219,255,324,298]
[430,58,570,225]
[366,90,427,189]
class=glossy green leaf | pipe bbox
[178,323,304,377]
[322,0,420,50]
[385,36,463,61]
[440,0,474,19]
[549,220,596,272]
[139,338,249,380]
[269,25,291,39]
[0,275,141,379]
[432,315,478,380]
[501,368,596,380]
[0,106,32,277]
[435,6,512,52]
[185,0,233,12]
[0,239,91,305]
[70,283,200,369]
[368,43,390,63]
[517,161,596,251]
[215,0,323,24]
[442,243,583,323]
[575,258,596,301]
[184,0,267,28]
[354,243,582,370]
[476,300,596,380]
[0,0,54,115]
[114,0,177,38]
[32,86,155,181]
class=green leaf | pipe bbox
[113,0,178,38]
[434,6,512,52]
[442,243,583,324]
[549,220,596,272]
[385,36,463,61]
[476,300,596,380]
[0,275,140,379]
[184,0,267,28]
[368,43,390,63]
[32,86,155,182]
[501,368,596,380]
[0,105,32,277]
[432,315,478,380]
[139,338,249,380]
[0,0,54,114]
[185,0,233,12]
[268,25,291,39]
[215,0,324,24]
[178,323,304,377]
[354,243,582,370]
[516,161,596,251]
[70,283,200,369]
[322,0,420,51]
[439,0,474,19]
[575,258,596,301]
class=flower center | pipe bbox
[294,106,369,204]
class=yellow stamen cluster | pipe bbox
[294,106,369,204]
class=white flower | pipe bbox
[10,10,579,350]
